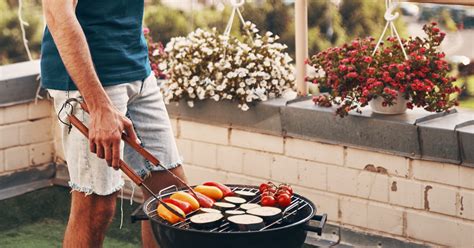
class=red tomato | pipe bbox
[259,183,270,193]
[279,184,293,195]
[277,194,292,208]
[275,189,291,197]
[261,195,276,206]
[265,187,277,194]
[163,198,193,214]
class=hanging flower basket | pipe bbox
[160,22,295,111]
[308,22,460,117]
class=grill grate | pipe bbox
[144,186,311,233]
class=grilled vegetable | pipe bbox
[223,196,246,205]
[194,192,215,208]
[247,206,282,222]
[278,184,293,195]
[203,182,233,197]
[240,203,260,211]
[213,202,236,211]
[261,195,276,207]
[276,193,292,208]
[194,185,224,200]
[170,191,200,210]
[163,198,193,214]
[190,213,224,229]
[234,190,257,200]
[228,214,265,231]
[224,210,245,217]
[199,208,221,214]
[157,203,185,224]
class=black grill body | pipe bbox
[132,184,327,248]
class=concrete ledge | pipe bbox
[167,98,285,136]
[166,98,474,168]
[0,60,45,107]
[0,163,55,200]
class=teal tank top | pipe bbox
[40,0,151,90]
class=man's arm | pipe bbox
[42,0,138,169]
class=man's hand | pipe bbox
[42,0,138,169]
[88,106,139,169]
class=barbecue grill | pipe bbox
[132,184,327,248]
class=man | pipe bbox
[41,1,186,247]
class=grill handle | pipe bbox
[303,213,327,236]
[131,204,148,223]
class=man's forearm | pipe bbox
[43,1,111,111]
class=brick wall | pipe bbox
[173,118,474,247]
[0,100,55,175]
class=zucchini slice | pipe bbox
[246,206,282,222]
[239,203,260,211]
[224,209,245,217]
[213,202,236,211]
[233,190,257,200]
[190,213,224,229]
[228,214,265,231]
[224,196,247,205]
[199,208,221,214]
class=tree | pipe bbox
[339,0,385,39]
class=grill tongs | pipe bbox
[61,98,194,219]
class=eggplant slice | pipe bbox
[224,209,245,217]
[233,190,257,200]
[190,213,224,229]
[228,214,265,231]
[224,196,246,205]
[246,206,282,222]
[239,203,261,211]
[199,208,221,214]
[213,202,236,211]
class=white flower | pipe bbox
[163,22,295,111]
[187,101,194,107]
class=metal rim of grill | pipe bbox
[143,184,316,234]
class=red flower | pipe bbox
[143,27,150,35]
[363,56,373,63]
[346,72,358,78]
[367,67,376,75]
[339,65,348,71]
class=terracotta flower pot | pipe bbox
[369,94,407,115]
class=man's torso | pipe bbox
[40,0,151,90]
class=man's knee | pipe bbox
[71,191,117,227]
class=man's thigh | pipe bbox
[123,74,182,179]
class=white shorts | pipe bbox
[49,74,182,196]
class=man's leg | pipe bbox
[63,191,118,247]
[140,166,188,248]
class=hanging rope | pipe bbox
[372,0,408,60]
[223,0,246,38]
[18,0,33,61]
[18,0,44,102]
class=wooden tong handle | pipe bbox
[68,114,143,186]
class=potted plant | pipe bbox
[308,22,460,117]
[155,22,295,111]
